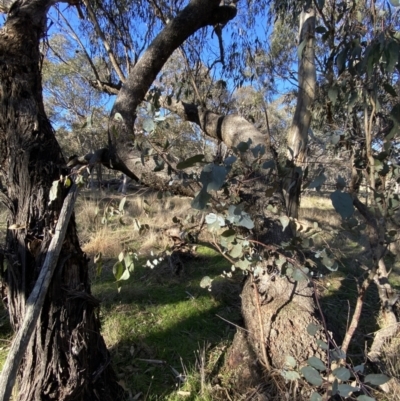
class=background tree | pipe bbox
[0,0,399,400]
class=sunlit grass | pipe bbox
[0,187,399,400]
[92,247,241,399]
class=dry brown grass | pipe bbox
[76,189,192,258]
[377,338,400,401]
[299,194,342,228]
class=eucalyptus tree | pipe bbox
[43,35,110,157]
[308,0,400,363]
[0,0,398,400]
[47,0,328,391]
[0,0,238,400]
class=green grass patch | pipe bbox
[92,247,242,400]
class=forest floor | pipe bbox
[0,186,399,400]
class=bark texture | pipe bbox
[0,2,122,400]
[284,5,316,219]
[226,276,325,392]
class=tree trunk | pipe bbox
[284,5,316,219]
[223,6,322,393]
[68,0,322,393]
[0,2,122,400]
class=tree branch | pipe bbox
[81,0,126,83]
[110,0,237,134]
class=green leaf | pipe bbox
[229,243,243,258]
[383,83,397,97]
[227,205,254,229]
[386,41,399,73]
[330,190,354,219]
[124,253,134,273]
[328,87,339,105]
[292,267,309,282]
[354,364,365,374]
[298,39,307,59]
[336,47,348,73]
[220,229,236,247]
[191,189,211,210]
[113,261,125,281]
[205,213,225,227]
[284,355,297,368]
[236,139,252,152]
[307,357,326,371]
[177,154,205,169]
[347,91,359,110]
[301,366,323,386]
[330,348,346,360]
[235,258,251,271]
[307,323,322,336]
[143,118,155,132]
[64,177,72,188]
[261,160,275,169]
[337,384,359,397]
[200,164,227,191]
[310,392,323,401]
[333,367,351,381]
[389,0,400,6]
[332,378,339,395]
[279,216,290,231]
[364,373,390,386]
[282,370,300,381]
[316,339,329,350]
[119,267,130,281]
[200,276,212,288]
[357,396,376,401]
[113,112,123,122]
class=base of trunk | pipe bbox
[224,275,326,393]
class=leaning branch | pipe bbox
[111,0,237,134]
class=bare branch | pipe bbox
[82,0,126,83]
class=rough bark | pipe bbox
[0,1,123,400]
[226,276,325,392]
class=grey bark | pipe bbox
[284,4,316,219]
[0,184,78,401]
[0,1,123,399]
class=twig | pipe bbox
[341,266,376,356]
[251,274,270,370]
[215,314,250,333]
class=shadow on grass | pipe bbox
[299,203,397,366]
[92,249,243,400]
[317,268,381,359]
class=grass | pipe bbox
[0,187,399,400]
[92,246,241,400]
